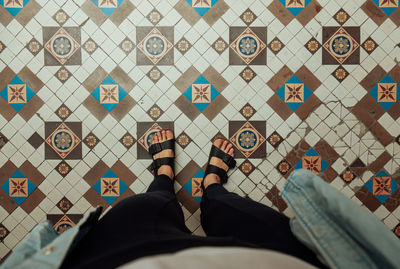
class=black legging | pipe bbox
[62,175,324,268]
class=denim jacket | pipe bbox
[2,169,400,269]
[282,169,400,269]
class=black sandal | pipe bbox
[202,138,236,190]
[148,130,175,176]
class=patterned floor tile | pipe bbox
[137,27,174,65]
[83,66,136,121]
[175,0,228,26]
[83,160,136,209]
[0,0,40,26]
[43,27,81,66]
[268,0,322,26]
[229,121,266,159]
[0,67,44,121]
[47,214,83,234]
[0,161,45,214]
[322,27,360,65]
[175,66,229,121]
[176,160,203,213]
[44,122,82,160]
[229,27,267,65]
[362,0,400,26]
[267,65,321,120]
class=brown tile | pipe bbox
[176,160,201,187]
[0,161,18,186]
[55,161,72,177]
[0,223,10,242]
[176,188,199,214]
[174,0,201,26]
[0,6,13,26]
[390,7,400,26]
[239,160,255,176]
[0,132,8,150]
[362,37,378,54]
[360,65,386,91]
[109,0,135,26]
[83,132,99,149]
[83,96,108,121]
[240,8,257,26]
[174,66,201,92]
[296,0,322,26]
[371,123,393,146]
[81,0,107,26]
[295,65,321,92]
[0,66,16,90]
[389,65,400,84]
[355,186,381,212]
[19,95,44,121]
[203,0,229,25]
[266,186,288,212]
[240,103,256,119]
[84,160,109,186]
[110,66,136,93]
[56,197,73,213]
[111,160,137,186]
[361,0,387,26]
[267,66,293,92]
[26,38,42,56]
[120,132,136,149]
[177,132,191,149]
[334,8,350,25]
[202,95,229,121]
[27,132,43,149]
[203,66,228,92]
[212,38,228,55]
[147,104,163,120]
[267,131,283,148]
[314,140,339,165]
[267,0,294,26]
[267,94,293,120]
[20,189,45,214]
[368,151,391,173]
[147,9,163,25]
[277,160,292,176]
[388,101,400,120]
[175,95,201,121]
[0,98,17,121]
[321,167,338,183]
[110,95,136,121]
[332,66,349,83]
[384,185,400,212]
[268,37,284,55]
[15,0,41,26]
[353,95,386,124]
[84,188,110,209]
[296,95,321,120]
[305,37,321,54]
[56,104,72,120]
[175,37,192,54]
[0,188,18,214]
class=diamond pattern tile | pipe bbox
[1,0,400,261]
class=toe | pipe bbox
[153,133,159,144]
[165,129,174,140]
[213,138,223,148]
[225,143,232,152]
[228,148,234,156]
[221,140,228,151]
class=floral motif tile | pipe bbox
[0,0,29,16]
[137,27,174,65]
[47,214,83,234]
[229,27,267,65]
[294,148,329,175]
[0,161,45,214]
[268,0,321,26]
[84,161,136,209]
[183,169,205,203]
[229,121,266,159]
[322,27,360,65]
[373,0,399,16]
[44,122,82,160]
[267,65,321,120]
[92,0,123,16]
[43,27,81,66]
[369,74,399,111]
[0,75,34,112]
[92,76,127,112]
[176,161,203,213]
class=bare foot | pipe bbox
[203,138,235,189]
[152,129,175,180]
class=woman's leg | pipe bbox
[199,139,324,268]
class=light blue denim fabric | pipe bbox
[282,169,400,269]
[0,207,102,269]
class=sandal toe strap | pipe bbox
[149,139,175,156]
[210,145,236,169]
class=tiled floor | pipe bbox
[1,0,400,262]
